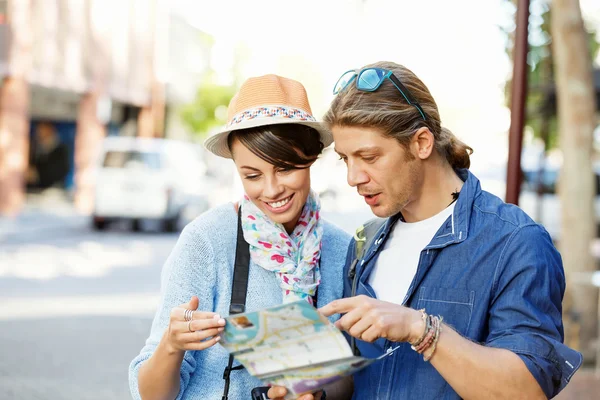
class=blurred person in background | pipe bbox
[271,61,582,400]
[129,75,351,400]
[26,121,70,191]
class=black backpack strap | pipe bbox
[222,210,250,400]
[230,210,250,315]
[349,218,386,356]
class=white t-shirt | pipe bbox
[368,203,456,305]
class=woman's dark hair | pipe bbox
[227,123,324,170]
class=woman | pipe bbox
[129,74,351,400]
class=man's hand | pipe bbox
[319,295,424,343]
[267,386,322,400]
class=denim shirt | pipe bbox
[344,170,582,400]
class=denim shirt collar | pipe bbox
[364,169,478,261]
[426,168,478,249]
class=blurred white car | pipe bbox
[92,136,209,232]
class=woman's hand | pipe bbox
[165,296,225,353]
[267,386,322,400]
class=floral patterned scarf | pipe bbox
[240,190,323,305]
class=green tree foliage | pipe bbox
[179,31,246,138]
[501,0,598,150]
[180,71,237,138]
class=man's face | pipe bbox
[332,125,421,218]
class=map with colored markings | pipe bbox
[220,301,393,398]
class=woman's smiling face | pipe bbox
[231,138,312,233]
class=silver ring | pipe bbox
[184,309,193,322]
[188,320,194,332]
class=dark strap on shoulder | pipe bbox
[230,211,250,315]
[222,210,250,400]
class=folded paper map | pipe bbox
[219,300,397,398]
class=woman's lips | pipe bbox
[263,194,295,214]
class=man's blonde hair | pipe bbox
[324,61,473,169]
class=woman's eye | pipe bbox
[245,175,260,180]
[363,156,377,163]
[277,168,293,174]
[338,156,347,163]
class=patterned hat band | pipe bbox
[226,105,316,128]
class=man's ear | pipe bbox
[411,127,435,160]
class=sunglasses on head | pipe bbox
[333,67,427,120]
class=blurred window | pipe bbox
[102,151,161,170]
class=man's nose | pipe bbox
[347,161,369,187]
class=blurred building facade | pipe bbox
[0,0,205,215]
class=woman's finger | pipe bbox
[180,327,223,343]
[183,295,199,311]
[188,315,226,332]
[267,386,287,399]
[183,335,222,351]
[191,309,219,320]
[172,319,221,339]
[170,307,217,323]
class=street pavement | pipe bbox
[0,198,179,399]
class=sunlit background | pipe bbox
[0,0,600,398]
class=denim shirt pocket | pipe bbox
[416,287,475,336]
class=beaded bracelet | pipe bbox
[413,316,436,353]
[410,314,443,359]
[409,309,429,348]
[414,315,437,353]
[424,316,444,362]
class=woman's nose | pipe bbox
[263,176,285,199]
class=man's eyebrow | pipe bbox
[335,146,381,157]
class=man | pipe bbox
[27,122,70,190]
[269,61,581,400]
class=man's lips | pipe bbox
[363,193,381,206]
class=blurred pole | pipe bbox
[0,0,32,216]
[137,82,165,138]
[137,0,167,138]
[506,0,530,205]
[0,78,29,216]
[74,92,106,213]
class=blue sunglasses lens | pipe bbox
[357,68,386,91]
[334,71,357,94]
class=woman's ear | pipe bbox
[412,127,434,160]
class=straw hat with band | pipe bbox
[204,74,333,159]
